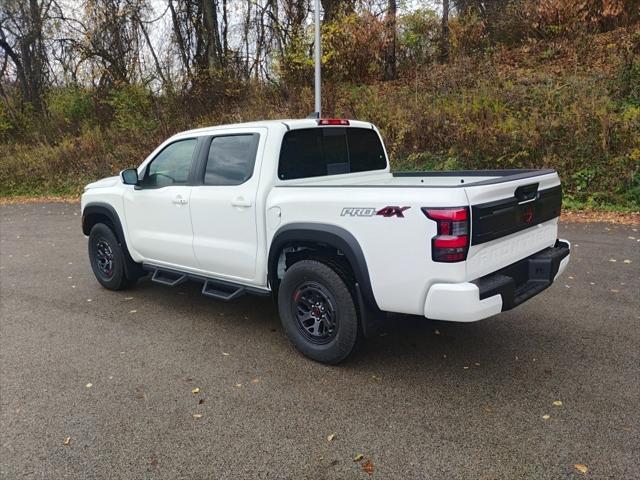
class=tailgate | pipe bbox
[464,171,562,280]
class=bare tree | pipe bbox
[320,0,355,23]
[441,0,450,62]
[383,0,397,80]
[0,0,58,111]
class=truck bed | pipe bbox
[269,167,563,315]
[278,169,557,189]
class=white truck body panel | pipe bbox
[82,119,570,322]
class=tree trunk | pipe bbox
[440,0,450,62]
[201,0,223,71]
[168,0,191,78]
[383,0,397,80]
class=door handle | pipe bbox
[231,197,252,208]
[172,195,188,205]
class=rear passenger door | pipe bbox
[189,130,264,282]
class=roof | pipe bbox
[173,118,375,139]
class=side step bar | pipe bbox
[145,265,269,302]
[201,280,245,301]
[151,269,187,287]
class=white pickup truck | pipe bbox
[81,118,570,363]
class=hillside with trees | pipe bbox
[1,0,638,210]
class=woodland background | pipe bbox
[0,0,639,210]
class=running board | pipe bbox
[201,280,245,301]
[143,264,266,301]
[151,269,187,287]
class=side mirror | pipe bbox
[121,168,139,186]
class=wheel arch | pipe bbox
[82,202,143,279]
[267,223,379,312]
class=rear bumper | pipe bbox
[424,239,570,322]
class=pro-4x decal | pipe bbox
[376,206,410,218]
[340,206,410,218]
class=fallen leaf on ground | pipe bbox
[552,400,563,406]
[251,378,259,384]
[574,463,589,474]
[362,459,374,476]
[326,434,335,442]
[542,414,550,420]
[63,436,71,445]
[85,383,93,388]
[192,413,203,419]
[354,453,364,462]
[191,387,200,394]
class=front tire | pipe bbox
[278,260,359,364]
[88,223,137,291]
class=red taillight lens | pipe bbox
[317,118,350,126]
[422,207,470,262]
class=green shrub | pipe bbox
[47,86,94,134]
[106,85,157,134]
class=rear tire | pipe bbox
[278,259,359,364]
[88,223,137,291]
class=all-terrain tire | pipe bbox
[88,223,137,291]
[277,259,359,364]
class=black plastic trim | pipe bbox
[394,169,547,177]
[81,202,143,279]
[268,223,379,311]
[276,169,557,189]
[474,240,570,311]
[143,264,270,297]
[471,185,562,245]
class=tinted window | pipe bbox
[142,139,197,188]
[204,134,259,186]
[278,127,386,180]
[346,128,387,173]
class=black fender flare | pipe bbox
[268,223,380,313]
[82,202,143,279]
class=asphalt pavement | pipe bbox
[1,203,638,479]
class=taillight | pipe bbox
[422,207,470,262]
[317,118,350,126]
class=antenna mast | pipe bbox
[313,0,321,117]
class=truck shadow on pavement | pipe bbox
[129,274,563,377]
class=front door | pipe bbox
[189,131,263,282]
[123,137,198,269]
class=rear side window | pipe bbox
[278,127,386,180]
[142,138,197,188]
[204,134,259,186]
